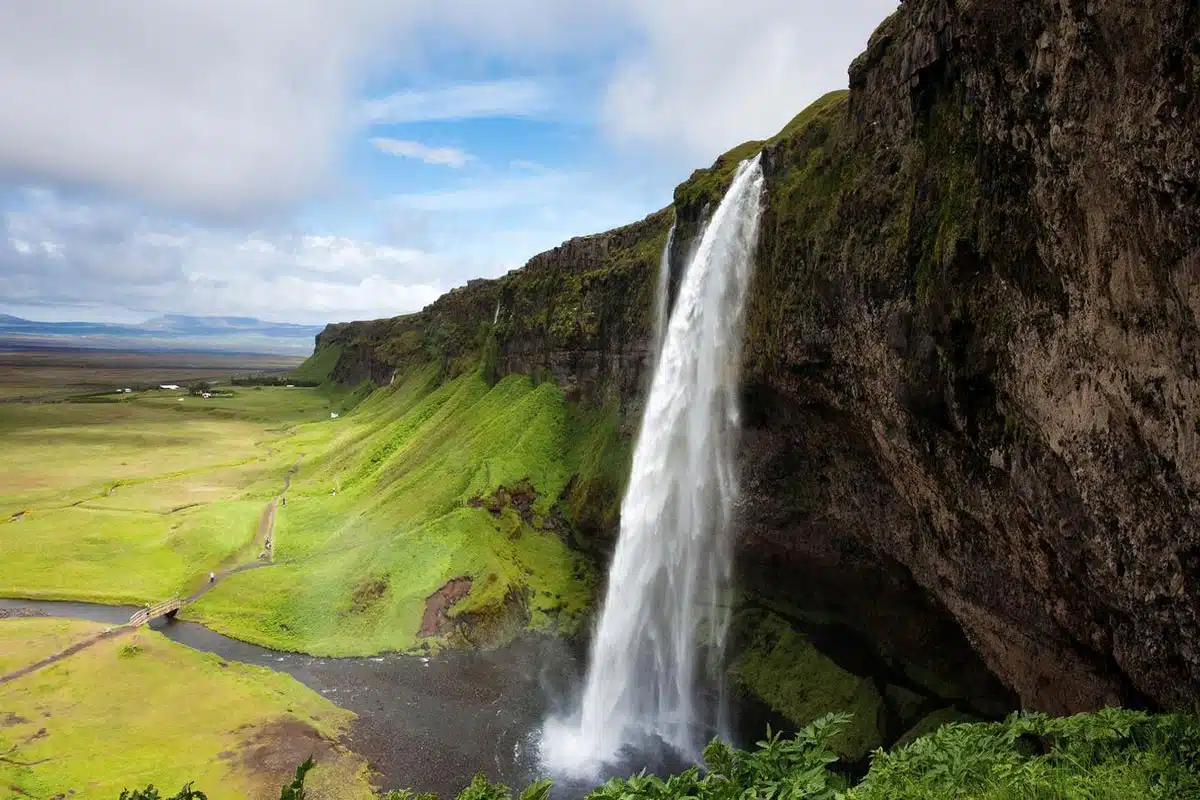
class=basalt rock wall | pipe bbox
[311,0,1200,715]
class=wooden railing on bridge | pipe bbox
[128,597,183,627]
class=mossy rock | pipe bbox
[901,659,973,704]
[895,707,982,748]
[885,683,928,726]
[729,612,884,759]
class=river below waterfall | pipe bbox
[0,599,778,797]
[0,598,594,797]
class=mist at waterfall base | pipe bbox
[539,155,766,782]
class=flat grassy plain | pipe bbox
[1,377,333,604]
[1,349,610,654]
[0,618,374,800]
[0,347,299,401]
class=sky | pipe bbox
[0,1,898,326]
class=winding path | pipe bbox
[0,457,301,686]
[0,624,132,687]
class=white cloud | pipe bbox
[0,1,898,217]
[0,190,458,324]
[602,0,899,160]
[0,1,418,219]
[384,167,659,277]
[0,0,904,324]
[370,138,472,168]
[362,79,550,124]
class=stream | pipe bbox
[0,599,756,798]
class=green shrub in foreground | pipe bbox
[120,709,1200,800]
[118,784,206,800]
[847,708,1200,800]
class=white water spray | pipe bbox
[541,155,765,776]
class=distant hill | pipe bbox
[0,313,325,355]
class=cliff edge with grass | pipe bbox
[304,0,1199,730]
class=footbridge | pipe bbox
[128,597,184,627]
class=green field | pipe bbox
[0,386,336,605]
[0,617,374,800]
[1,362,611,655]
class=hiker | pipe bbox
[209,571,215,583]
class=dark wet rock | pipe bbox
[419,578,472,638]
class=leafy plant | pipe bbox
[116,710,1200,800]
[845,709,1200,799]
[384,791,440,800]
[588,713,849,800]
[118,784,206,800]
[279,756,314,800]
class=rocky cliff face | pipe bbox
[311,0,1198,717]
[314,210,671,413]
[732,0,1199,714]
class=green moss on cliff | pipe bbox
[911,100,983,304]
[768,89,850,145]
[496,211,673,369]
[561,407,630,541]
[730,611,884,760]
[291,343,342,384]
[743,90,869,377]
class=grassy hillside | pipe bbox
[0,387,334,604]
[0,618,374,799]
[188,366,621,655]
[291,343,343,384]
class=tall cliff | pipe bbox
[310,0,1199,718]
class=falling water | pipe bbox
[541,155,765,777]
[651,223,675,356]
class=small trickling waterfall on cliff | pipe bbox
[541,155,765,777]
[652,223,675,357]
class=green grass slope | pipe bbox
[0,618,374,800]
[187,367,616,656]
[290,343,343,384]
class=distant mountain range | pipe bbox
[0,313,324,355]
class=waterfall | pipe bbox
[652,223,675,357]
[541,154,765,777]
